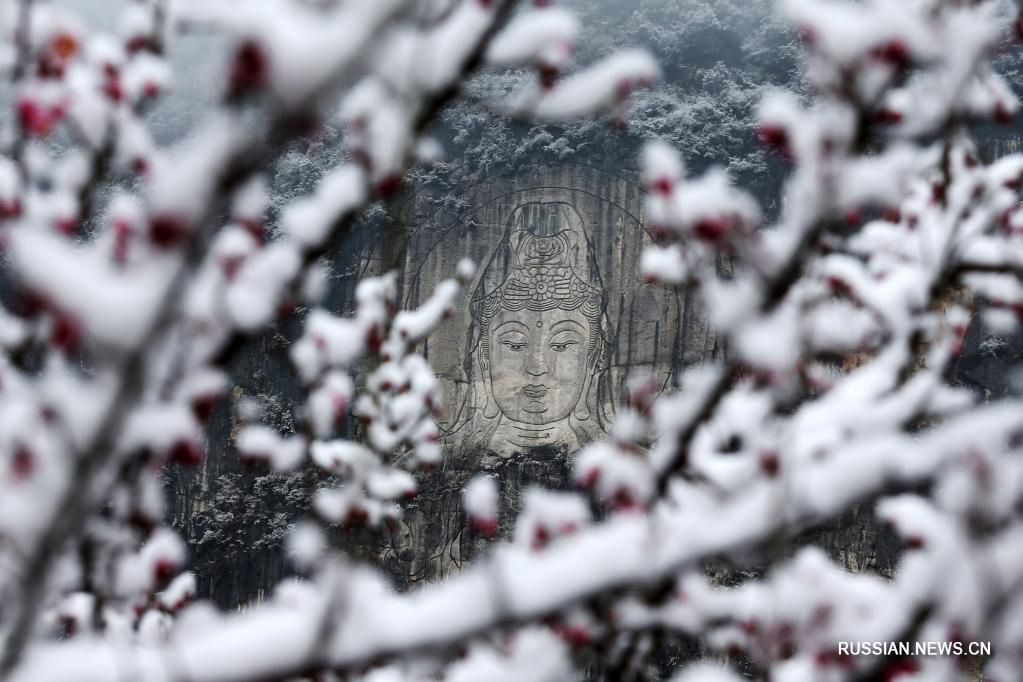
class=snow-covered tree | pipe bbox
[2,0,1023,681]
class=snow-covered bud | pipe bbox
[179,369,228,424]
[123,53,170,104]
[487,8,578,72]
[307,372,354,438]
[287,522,326,570]
[642,140,683,196]
[464,475,499,536]
[641,244,686,285]
[158,572,196,612]
[17,97,65,138]
[236,426,306,471]
[455,258,476,285]
[139,529,186,588]
[575,442,653,512]
[531,49,659,119]
[212,226,259,281]
[756,92,801,159]
[515,489,590,550]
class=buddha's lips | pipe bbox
[523,385,548,399]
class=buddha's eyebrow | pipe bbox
[550,320,585,333]
[494,320,530,335]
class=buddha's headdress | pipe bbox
[488,228,601,313]
[473,201,605,358]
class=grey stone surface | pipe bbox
[384,163,721,583]
[168,162,907,611]
[403,163,719,454]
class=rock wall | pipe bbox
[388,162,720,583]
[402,161,720,449]
[168,160,908,608]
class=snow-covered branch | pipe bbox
[4,0,1023,681]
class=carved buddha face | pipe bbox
[486,306,592,426]
[472,219,605,445]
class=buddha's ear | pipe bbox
[574,356,595,422]
[477,341,500,420]
[482,374,499,419]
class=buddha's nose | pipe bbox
[526,349,547,377]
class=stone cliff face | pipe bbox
[388,162,721,583]
[168,161,919,609]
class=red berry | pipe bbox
[995,102,1015,125]
[51,32,78,61]
[871,40,909,66]
[883,658,919,681]
[113,219,133,264]
[376,174,403,198]
[694,217,728,240]
[532,525,550,549]
[272,299,294,320]
[17,99,54,137]
[332,394,348,420]
[149,215,189,248]
[875,108,902,125]
[881,207,900,223]
[0,199,22,219]
[612,488,638,512]
[55,217,75,236]
[538,63,559,90]
[154,557,177,583]
[558,625,591,647]
[191,394,219,423]
[217,254,244,280]
[473,516,499,537]
[904,535,925,549]
[576,466,598,488]
[58,615,77,637]
[651,177,673,196]
[51,312,81,353]
[760,451,780,477]
[344,505,369,529]
[104,77,123,102]
[125,36,150,54]
[615,79,634,100]
[828,276,848,293]
[11,446,34,480]
[230,40,267,94]
[17,288,48,319]
[756,124,790,157]
[169,439,203,467]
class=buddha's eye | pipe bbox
[549,340,579,352]
[501,340,527,352]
